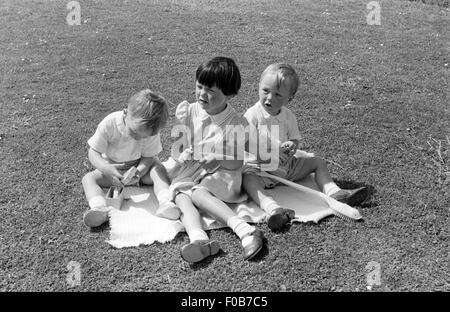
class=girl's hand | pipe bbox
[179,147,194,162]
[199,153,220,172]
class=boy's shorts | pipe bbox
[115,159,141,172]
[258,149,315,189]
[260,155,307,188]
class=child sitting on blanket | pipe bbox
[167,56,265,262]
[81,89,181,228]
[242,63,368,232]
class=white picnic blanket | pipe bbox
[107,174,337,248]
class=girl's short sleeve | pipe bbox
[172,100,191,159]
[175,100,190,125]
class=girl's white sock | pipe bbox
[188,229,209,243]
[323,182,341,196]
[227,216,255,240]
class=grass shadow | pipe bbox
[89,221,110,233]
[335,180,379,208]
[248,243,269,262]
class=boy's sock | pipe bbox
[88,196,107,210]
[323,182,341,197]
[260,197,281,214]
[227,216,255,247]
[188,229,209,243]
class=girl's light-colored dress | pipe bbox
[166,101,248,203]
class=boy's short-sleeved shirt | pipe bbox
[244,101,301,144]
[87,111,162,163]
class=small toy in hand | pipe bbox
[121,166,140,186]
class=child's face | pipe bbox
[196,81,232,115]
[259,71,292,116]
[124,114,155,140]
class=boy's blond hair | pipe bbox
[260,63,300,100]
[126,89,169,133]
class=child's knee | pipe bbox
[242,172,253,185]
[243,173,263,189]
[150,162,169,178]
[312,156,327,169]
[82,171,96,186]
[191,188,200,200]
[140,172,153,185]
[191,188,205,205]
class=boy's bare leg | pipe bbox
[82,170,113,201]
[291,157,334,191]
[242,173,273,209]
[144,161,181,220]
[81,170,114,227]
[243,172,295,232]
[292,157,368,206]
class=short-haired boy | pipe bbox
[243,63,368,232]
[82,89,180,227]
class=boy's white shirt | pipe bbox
[87,111,162,163]
[243,101,302,145]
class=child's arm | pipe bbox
[282,111,301,156]
[122,156,159,185]
[88,148,124,185]
[135,156,158,177]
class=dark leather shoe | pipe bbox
[242,228,265,260]
[267,208,295,232]
[180,240,221,263]
[330,187,368,206]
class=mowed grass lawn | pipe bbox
[0,0,448,292]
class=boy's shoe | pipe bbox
[267,208,295,232]
[155,201,181,220]
[180,240,221,263]
[83,207,110,228]
[242,228,265,260]
[330,187,368,206]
